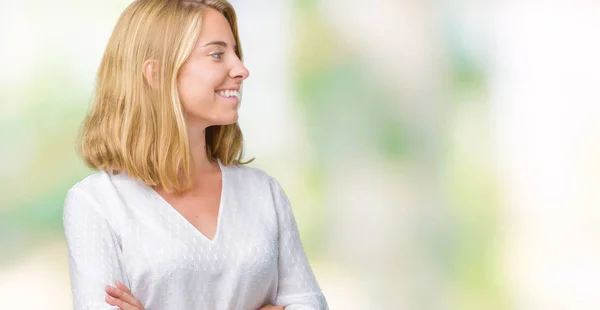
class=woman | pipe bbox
[62,0,328,309]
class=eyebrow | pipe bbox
[201,40,237,50]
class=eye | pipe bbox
[210,52,224,60]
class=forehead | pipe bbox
[197,7,234,43]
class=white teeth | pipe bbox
[217,90,240,98]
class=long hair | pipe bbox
[79,0,253,194]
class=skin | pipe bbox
[105,7,282,310]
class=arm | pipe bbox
[63,188,129,310]
[269,177,329,310]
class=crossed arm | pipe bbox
[104,282,283,310]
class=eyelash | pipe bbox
[210,52,224,60]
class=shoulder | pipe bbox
[224,163,277,186]
[66,170,131,200]
[223,163,285,197]
[63,170,136,218]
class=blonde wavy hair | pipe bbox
[79,0,253,194]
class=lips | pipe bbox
[215,85,240,92]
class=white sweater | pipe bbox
[62,160,328,310]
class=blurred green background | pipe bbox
[2,1,600,309]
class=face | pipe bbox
[177,8,249,129]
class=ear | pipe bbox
[143,58,159,88]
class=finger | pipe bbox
[105,285,139,307]
[116,280,132,294]
[115,281,143,307]
[105,295,136,310]
[259,306,283,310]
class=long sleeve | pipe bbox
[63,187,129,310]
[269,177,329,310]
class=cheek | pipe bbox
[178,69,218,104]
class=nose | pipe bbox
[229,60,249,81]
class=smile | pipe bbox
[216,90,240,100]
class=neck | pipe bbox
[187,123,219,176]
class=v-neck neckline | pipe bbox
[141,159,226,243]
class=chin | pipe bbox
[215,112,239,126]
[186,112,238,128]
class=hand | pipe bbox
[259,305,284,310]
[105,280,145,310]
